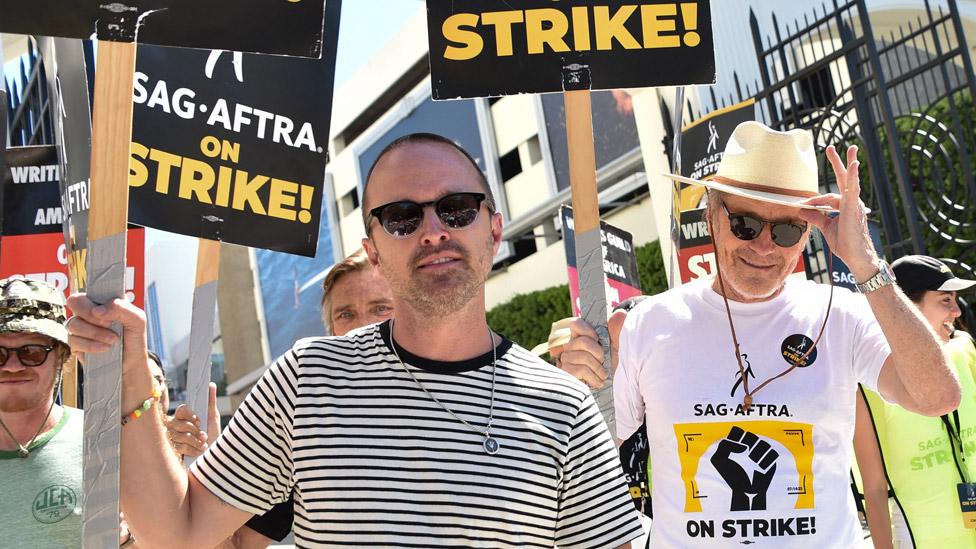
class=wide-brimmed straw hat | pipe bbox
[664,121,835,211]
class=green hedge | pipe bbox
[488,240,669,348]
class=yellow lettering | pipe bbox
[148,148,182,194]
[69,249,87,290]
[525,8,570,54]
[571,6,591,51]
[215,166,233,207]
[594,5,640,51]
[482,10,524,56]
[129,142,149,188]
[177,158,215,204]
[267,179,299,221]
[443,13,483,61]
[641,4,680,48]
[232,170,268,215]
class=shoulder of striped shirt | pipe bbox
[284,327,594,400]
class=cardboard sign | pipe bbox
[0,147,144,305]
[561,205,642,314]
[679,98,755,202]
[128,32,339,256]
[0,229,145,308]
[427,0,715,99]
[1,1,328,57]
[1,146,63,236]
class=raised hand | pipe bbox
[799,145,879,279]
[166,382,221,459]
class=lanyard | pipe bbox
[942,410,969,485]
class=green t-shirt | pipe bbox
[0,407,82,548]
[863,337,976,547]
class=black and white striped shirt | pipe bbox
[192,321,641,548]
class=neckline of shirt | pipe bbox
[378,320,513,374]
[698,276,808,316]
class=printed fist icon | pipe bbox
[710,426,779,511]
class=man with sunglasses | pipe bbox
[560,122,961,547]
[0,276,82,546]
[66,133,643,548]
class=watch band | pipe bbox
[855,260,895,294]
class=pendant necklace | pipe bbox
[389,320,500,455]
[0,398,57,458]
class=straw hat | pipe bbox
[664,121,835,211]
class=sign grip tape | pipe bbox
[82,232,127,547]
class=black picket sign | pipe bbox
[128,1,340,256]
[1,0,328,57]
[427,0,715,99]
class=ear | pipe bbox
[490,212,503,256]
[362,237,380,267]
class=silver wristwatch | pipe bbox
[854,260,896,294]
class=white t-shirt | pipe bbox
[192,321,642,548]
[615,278,890,548]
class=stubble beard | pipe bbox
[380,234,494,318]
[0,367,60,414]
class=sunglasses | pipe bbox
[723,204,807,248]
[366,192,494,239]
[0,344,56,367]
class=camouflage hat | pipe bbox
[0,276,69,347]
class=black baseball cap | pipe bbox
[891,255,976,294]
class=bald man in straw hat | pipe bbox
[559,121,962,547]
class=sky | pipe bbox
[333,0,423,88]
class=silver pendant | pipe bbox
[17,447,29,458]
[484,436,500,455]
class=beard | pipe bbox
[0,367,60,414]
[379,233,493,318]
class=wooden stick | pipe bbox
[82,38,136,547]
[184,239,221,465]
[564,89,614,430]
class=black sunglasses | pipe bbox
[0,344,56,367]
[723,204,807,248]
[366,192,494,239]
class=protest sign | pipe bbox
[677,98,755,210]
[427,0,715,99]
[129,40,338,256]
[2,1,328,57]
[561,206,642,314]
[0,146,145,305]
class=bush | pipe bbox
[488,240,669,348]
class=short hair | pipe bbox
[321,250,373,334]
[361,133,495,225]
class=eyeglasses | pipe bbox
[0,344,56,367]
[366,192,494,239]
[723,204,807,248]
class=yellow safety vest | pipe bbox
[861,335,976,548]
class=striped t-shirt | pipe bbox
[192,321,642,548]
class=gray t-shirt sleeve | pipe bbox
[190,348,298,515]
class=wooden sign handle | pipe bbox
[184,239,221,465]
[564,89,614,430]
[82,38,136,547]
